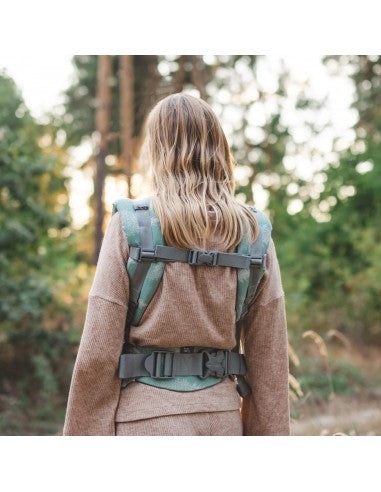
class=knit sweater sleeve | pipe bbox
[240,237,290,436]
[63,212,129,436]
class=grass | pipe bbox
[289,331,381,435]
[296,359,367,401]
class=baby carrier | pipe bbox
[111,195,272,397]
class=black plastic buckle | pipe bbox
[144,351,174,379]
[199,350,228,379]
[135,247,157,262]
[121,377,136,389]
[188,249,219,266]
[250,254,265,268]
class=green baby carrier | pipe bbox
[111,195,272,397]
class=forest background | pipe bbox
[1,55,381,435]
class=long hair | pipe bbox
[141,92,258,250]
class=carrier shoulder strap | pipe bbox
[241,207,272,320]
[112,196,166,331]
[232,207,272,396]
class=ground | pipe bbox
[291,394,381,436]
[290,343,381,436]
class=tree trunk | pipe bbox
[191,55,207,100]
[119,55,135,198]
[175,55,185,92]
[94,55,112,264]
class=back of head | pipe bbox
[141,92,257,250]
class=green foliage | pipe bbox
[277,56,381,343]
[0,72,71,328]
[295,356,366,401]
[0,72,79,433]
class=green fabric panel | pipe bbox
[137,376,222,391]
[255,208,272,257]
[112,198,140,281]
[112,198,140,245]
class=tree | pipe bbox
[94,56,112,263]
[276,56,381,342]
[55,55,214,261]
[119,55,134,198]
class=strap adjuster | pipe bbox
[132,246,157,262]
[199,350,228,379]
[250,253,265,268]
[188,249,219,266]
[144,351,174,378]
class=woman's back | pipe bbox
[63,208,289,435]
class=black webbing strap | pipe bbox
[119,350,246,380]
[129,244,261,269]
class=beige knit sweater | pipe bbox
[63,210,290,436]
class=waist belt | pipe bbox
[119,348,247,380]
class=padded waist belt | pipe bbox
[119,349,247,380]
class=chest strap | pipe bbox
[119,349,246,380]
[129,244,264,269]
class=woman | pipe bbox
[63,93,290,436]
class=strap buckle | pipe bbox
[144,351,174,378]
[188,249,219,266]
[134,246,157,262]
[199,350,228,379]
[250,253,265,268]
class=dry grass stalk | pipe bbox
[327,329,351,349]
[289,389,298,401]
[302,329,335,399]
[302,330,328,357]
[288,343,300,367]
[289,373,303,398]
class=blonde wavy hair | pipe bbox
[141,93,258,251]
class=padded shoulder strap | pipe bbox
[235,207,272,323]
[243,207,272,316]
[112,196,166,327]
[246,207,272,308]
[231,206,273,396]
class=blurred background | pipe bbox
[0,55,380,436]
